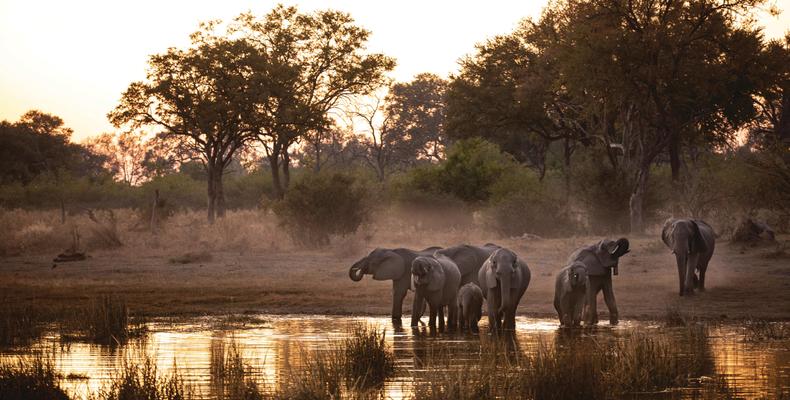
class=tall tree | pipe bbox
[386,73,449,162]
[109,26,259,222]
[229,5,395,198]
[86,131,148,185]
[547,0,770,233]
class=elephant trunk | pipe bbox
[349,260,366,282]
[499,277,512,314]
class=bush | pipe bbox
[438,138,514,203]
[485,167,575,237]
[273,172,372,247]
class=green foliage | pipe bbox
[273,172,372,247]
[486,168,574,237]
[438,138,514,203]
[570,152,668,233]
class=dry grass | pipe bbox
[0,352,69,400]
[743,319,789,342]
[99,352,191,400]
[0,303,43,346]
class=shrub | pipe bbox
[342,324,394,388]
[437,138,514,203]
[273,172,372,247]
[486,167,575,237]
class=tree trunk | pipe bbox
[669,132,681,182]
[281,150,291,190]
[214,169,226,219]
[268,154,284,199]
[150,189,159,234]
[563,137,572,206]
[207,163,216,223]
[629,162,650,235]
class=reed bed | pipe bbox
[0,352,69,400]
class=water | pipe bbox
[1,316,788,399]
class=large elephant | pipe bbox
[477,247,531,334]
[661,218,715,296]
[553,262,588,327]
[569,238,629,325]
[409,243,499,326]
[411,254,462,332]
[348,246,441,325]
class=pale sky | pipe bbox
[1,0,788,141]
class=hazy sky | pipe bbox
[1,0,787,141]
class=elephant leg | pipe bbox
[685,253,700,296]
[584,279,600,325]
[438,305,445,332]
[697,258,709,292]
[448,295,458,332]
[487,289,501,335]
[560,295,572,326]
[392,285,408,323]
[602,278,618,325]
[429,305,437,330]
[410,292,424,327]
[572,294,585,326]
[507,304,517,331]
[554,295,563,325]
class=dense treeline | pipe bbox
[1,1,787,242]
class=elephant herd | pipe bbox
[348,218,716,332]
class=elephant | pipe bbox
[409,243,499,326]
[411,254,462,331]
[569,238,629,325]
[348,246,441,325]
[553,262,589,327]
[457,282,484,333]
[661,218,715,296]
[477,247,531,334]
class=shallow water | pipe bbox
[1,316,788,399]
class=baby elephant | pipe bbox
[457,283,483,333]
[412,254,462,332]
[553,262,588,327]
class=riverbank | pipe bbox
[2,231,788,321]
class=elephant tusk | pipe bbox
[349,266,365,281]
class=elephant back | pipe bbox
[569,245,608,276]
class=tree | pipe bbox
[109,26,259,222]
[386,73,449,162]
[229,5,395,198]
[543,0,771,233]
[0,111,104,185]
[86,131,148,185]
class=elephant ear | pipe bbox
[580,249,607,276]
[427,259,445,292]
[372,252,405,281]
[483,260,498,289]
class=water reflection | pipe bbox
[0,316,787,399]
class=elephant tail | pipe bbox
[689,220,708,254]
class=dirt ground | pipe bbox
[1,215,788,321]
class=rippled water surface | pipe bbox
[1,316,788,399]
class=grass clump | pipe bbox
[0,353,69,400]
[342,324,394,388]
[743,319,789,341]
[0,303,43,347]
[58,295,146,346]
[209,340,264,400]
[100,354,190,400]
